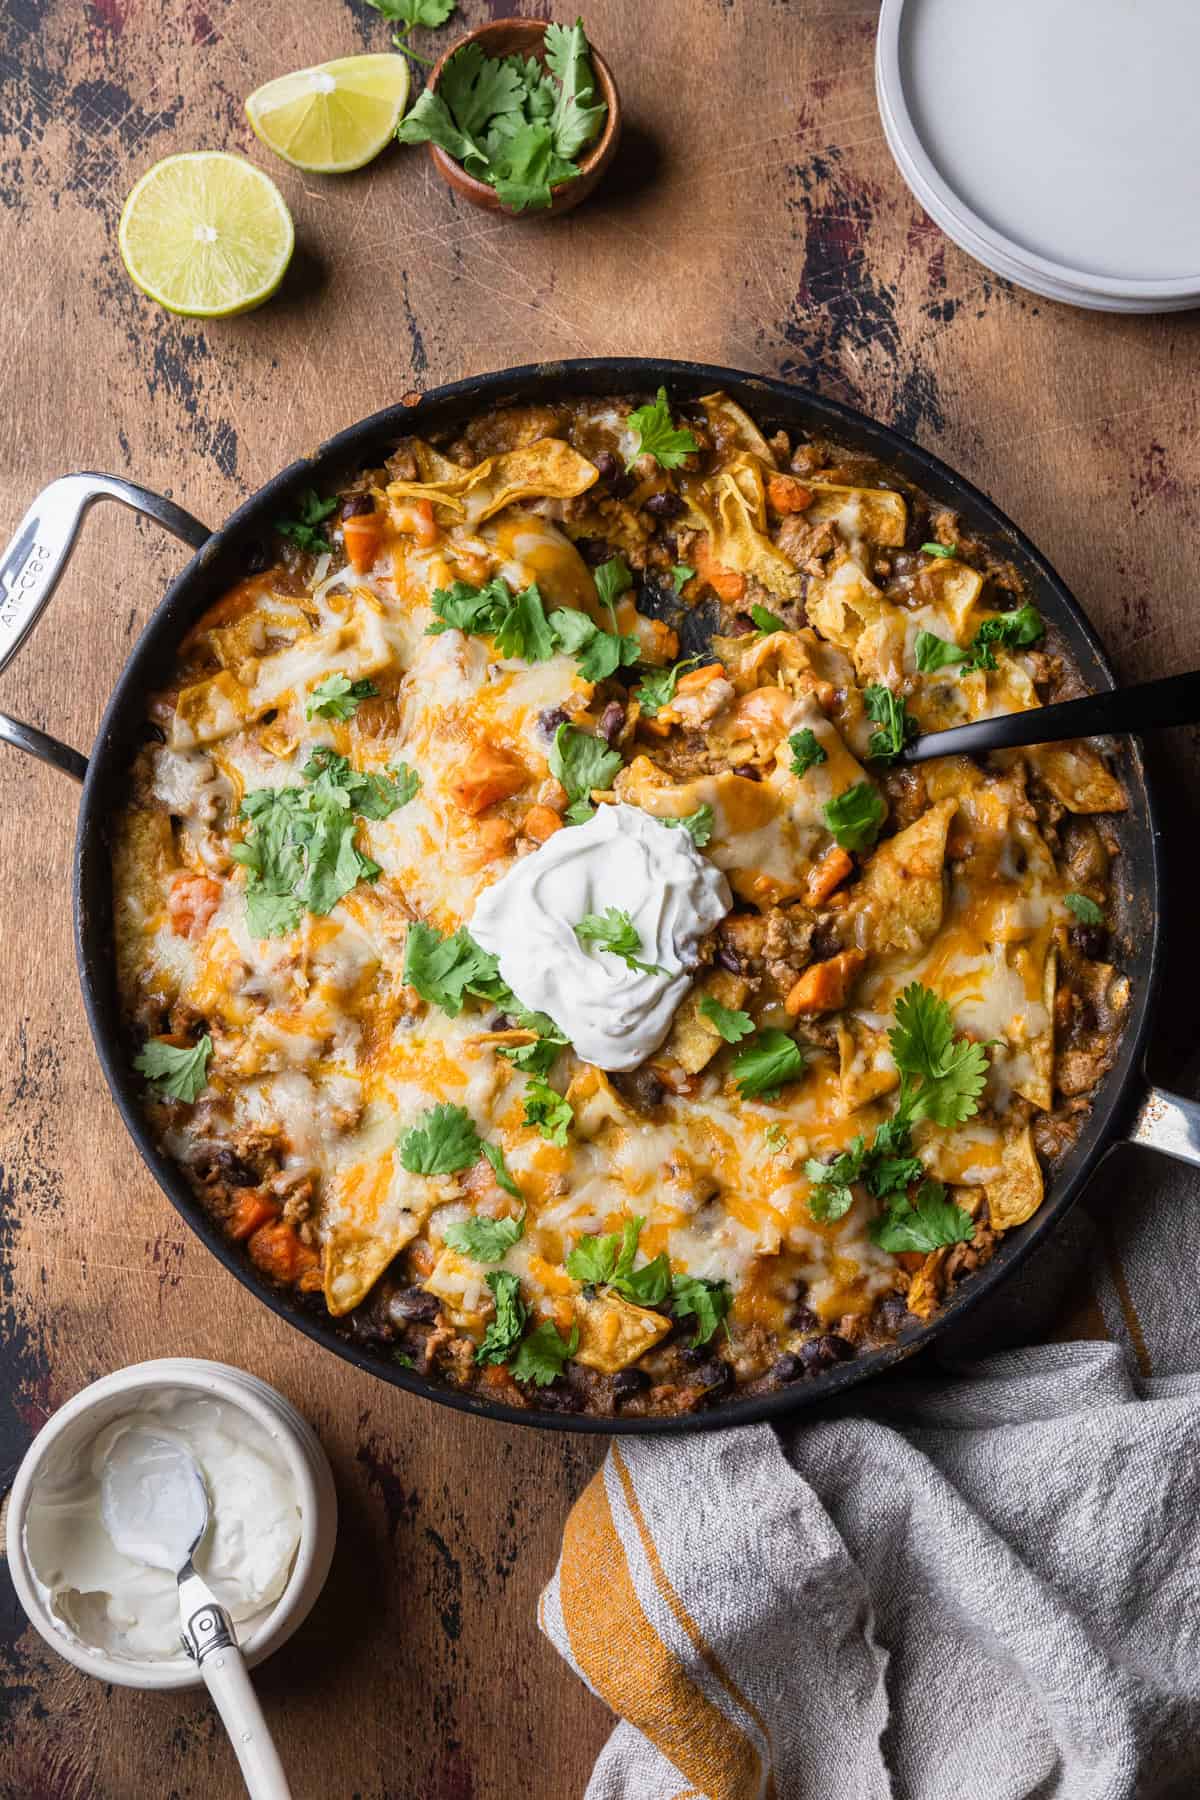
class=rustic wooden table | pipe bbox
[2,1,1199,1795]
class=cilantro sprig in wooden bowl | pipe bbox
[398,15,621,216]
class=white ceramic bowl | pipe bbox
[4,1357,337,1691]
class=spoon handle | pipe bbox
[181,1571,291,1799]
[201,1639,293,1800]
[901,668,1200,763]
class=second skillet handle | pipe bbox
[0,472,211,783]
[1127,1084,1200,1169]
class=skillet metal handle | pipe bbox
[1127,1084,1200,1170]
[0,473,211,783]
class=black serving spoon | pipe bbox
[898,668,1200,764]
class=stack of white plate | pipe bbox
[876,0,1200,314]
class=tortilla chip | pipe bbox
[387,438,598,529]
[322,1149,440,1316]
[698,392,780,467]
[985,1124,1044,1230]
[804,483,908,549]
[684,453,803,600]
[851,798,957,954]
[423,1246,490,1329]
[572,1289,672,1373]
[905,1249,946,1320]
[1028,742,1127,814]
[836,1015,899,1115]
[662,969,751,1075]
[564,1066,639,1139]
[806,555,907,681]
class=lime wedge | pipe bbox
[245,53,411,174]
[118,152,294,318]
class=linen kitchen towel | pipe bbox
[541,1153,1200,1799]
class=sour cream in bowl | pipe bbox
[5,1358,336,1690]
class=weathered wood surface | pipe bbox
[1,0,1198,1794]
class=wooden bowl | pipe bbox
[425,18,621,217]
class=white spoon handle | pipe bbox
[200,1641,292,1800]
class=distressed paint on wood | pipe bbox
[1,0,1199,1794]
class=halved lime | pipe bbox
[245,53,411,175]
[118,152,294,318]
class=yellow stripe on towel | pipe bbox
[558,1460,765,1800]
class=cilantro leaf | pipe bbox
[669,1274,731,1346]
[764,1122,789,1153]
[403,923,500,1016]
[543,19,606,160]
[731,1030,805,1100]
[565,1232,619,1286]
[870,1180,975,1253]
[232,772,382,938]
[920,541,956,559]
[662,804,714,848]
[398,1103,482,1176]
[960,605,1045,674]
[443,1206,524,1261]
[546,606,597,654]
[626,388,699,471]
[133,1035,212,1103]
[864,684,918,764]
[889,982,990,1127]
[633,655,702,718]
[1064,892,1103,925]
[823,782,885,852]
[566,1218,670,1308]
[547,607,640,683]
[428,576,558,662]
[306,674,379,721]
[549,723,622,823]
[699,994,754,1043]
[574,907,666,976]
[914,630,965,674]
[510,1319,579,1386]
[593,554,632,626]
[750,603,787,634]
[523,1074,573,1145]
[480,1141,522,1200]
[476,1270,526,1365]
[490,120,580,212]
[367,0,456,27]
[437,38,524,137]
[302,746,414,819]
[275,488,337,554]
[671,563,695,594]
[495,584,557,662]
[789,728,827,777]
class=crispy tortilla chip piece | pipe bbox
[915,558,985,633]
[171,607,392,748]
[836,1015,899,1115]
[1028,741,1127,814]
[387,439,598,529]
[423,1245,490,1329]
[985,1124,1044,1230]
[806,555,907,682]
[698,392,780,467]
[684,453,803,601]
[572,1289,672,1373]
[564,1066,639,1140]
[905,1249,947,1320]
[662,969,751,1075]
[804,483,908,550]
[322,1149,441,1316]
[616,756,808,906]
[851,798,957,955]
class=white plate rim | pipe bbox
[876,0,1200,303]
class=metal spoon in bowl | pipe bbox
[101,1429,291,1800]
[897,667,1200,763]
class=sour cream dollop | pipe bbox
[469,803,731,1072]
[23,1392,301,1663]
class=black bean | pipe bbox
[770,1353,806,1385]
[140,721,167,745]
[575,536,612,566]
[534,1381,583,1412]
[339,493,374,520]
[789,1302,820,1334]
[798,1333,855,1375]
[490,1012,512,1031]
[599,700,626,745]
[387,1286,440,1325]
[811,919,842,961]
[611,1368,650,1403]
[644,490,684,521]
[538,705,569,738]
[1070,924,1107,960]
[716,945,743,975]
[610,1065,667,1113]
[195,1146,259,1188]
[679,1342,710,1367]
[872,1294,909,1339]
[735,765,762,783]
[691,1359,733,1396]
[593,450,634,498]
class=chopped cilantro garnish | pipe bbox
[443,1206,525,1261]
[566,1217,671,1307]
[365,0,456,70]
[427,576,558,662]
[510,1320,579,1386]
[1064,892,1103,925]
[476,1270,526,1365]
[522,1074,573,1145]
[670,563,695,594]
[789,728,827,777]
[823,782,885,852]
[403,923,500,1016]
[960,604,1045,672]
[274,488,337,554]
[920,542,956,559]
[661,803,714,847]
[870,1180,975,1253]
[133,1035,212,1103]
[731,1029,805,1100]
[549,723,622,824]
[626,388,699,471]
[574,907,666,976]
[699,994,754,1043]
[593,555,633,627]
[305,673,379,721]
[633,655,703,718]
[669,1274,731,1346]
[398,1103,482,1176]
[750,603,788,634]
[914,629,965,674]
[231,756,390,938]
[864,684,918,764]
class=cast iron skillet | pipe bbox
[2,358,1198,1435]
